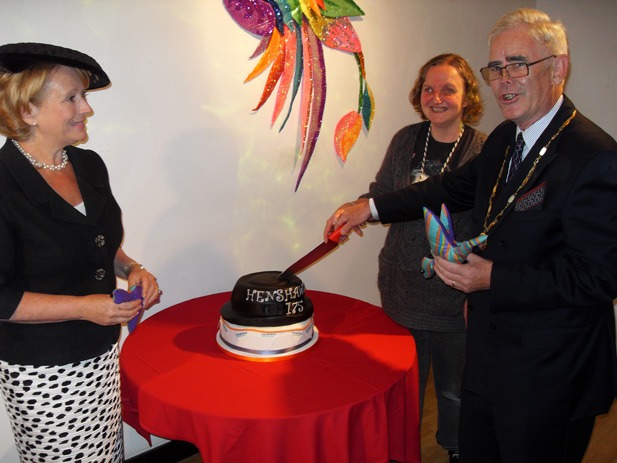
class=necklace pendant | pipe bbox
[419,124,465,179]
[414,172,429,183]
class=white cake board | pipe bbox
[216,327,319,362]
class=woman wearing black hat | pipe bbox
[0,42,161,462]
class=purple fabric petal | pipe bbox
[223,0,275,37]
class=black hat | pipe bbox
[0,42,110,90]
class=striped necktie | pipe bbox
[507,132,525,182]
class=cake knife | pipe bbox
[277,226,344,279]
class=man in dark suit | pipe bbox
[324,8,617,463]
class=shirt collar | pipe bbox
[517,94,564,159]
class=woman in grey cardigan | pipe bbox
[361,54,486,462]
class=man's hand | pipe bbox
[323,198,371,242]
[433,253,493,293]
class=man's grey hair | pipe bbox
[489,8,568,56]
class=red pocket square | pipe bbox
[515,182,546,211]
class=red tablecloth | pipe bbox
[121,290,420,463]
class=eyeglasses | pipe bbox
[480,55,556,81]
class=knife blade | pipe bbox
[277,226,344,279]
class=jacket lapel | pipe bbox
[69,147,108,225]
[517,97,577,188]
[1,141,107,226]
[491,97,577,221]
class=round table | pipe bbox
[121,290,420,463]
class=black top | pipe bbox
[0,139,122,365]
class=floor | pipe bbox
[419,374,617,463]
[176,368,617,462]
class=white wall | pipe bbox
[0,0,615,459]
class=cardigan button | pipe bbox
[499,239,508,247]
[95,234,106,247]
[95,269,106,280]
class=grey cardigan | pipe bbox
[364,122,486,331]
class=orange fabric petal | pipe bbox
[244,27,282,83]
[252,37,286,111]
[334,111,362,162]
[271,26,297,126]
[307,0,323,16]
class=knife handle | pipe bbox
[327,225,344,243]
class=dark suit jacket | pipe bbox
[375,96,617,422]
[0,139,122,366]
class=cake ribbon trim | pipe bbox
[217,331,315,356]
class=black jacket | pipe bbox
[0,139,122,366]
[374,96,617,421]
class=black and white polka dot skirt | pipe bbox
[0,344,123,462]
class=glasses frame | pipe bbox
[480,55,556,81]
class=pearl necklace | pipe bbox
[417,124,464,182]
[12,140,69,171]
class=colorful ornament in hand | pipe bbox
[421,203,487,279]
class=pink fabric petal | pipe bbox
[297,23,313,166]
[318,17,362,52]
[250,34,270,60]
[303,7,361,52]
[295,21,326,191]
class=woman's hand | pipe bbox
[82,294,143,326]
[115,248,162,309]
[126,266,161,309]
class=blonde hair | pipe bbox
[0,64,89,140]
